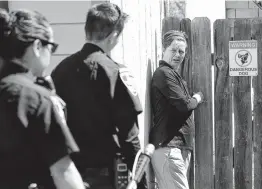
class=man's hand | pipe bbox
[193,92,204,104]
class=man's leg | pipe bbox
[182,149,191,180]
[151,147,171,189]
[151,147,191,189]
[168,148,191,189]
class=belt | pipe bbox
[84,167,111,177]
[82,167,114,189]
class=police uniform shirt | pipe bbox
[51,43,142,170]
[0,62,79,189]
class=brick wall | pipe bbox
[226,0,262,18]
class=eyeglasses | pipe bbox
[40,39,58,54]
[29,36,59,54]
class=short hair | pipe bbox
[162,30,188,50]
[0,8,52,60]
[84,2,129,41]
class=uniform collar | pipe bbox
[80,43,105,57]
[79,42,115,63]
[0,60,35,80]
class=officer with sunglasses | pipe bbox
[0,8,85,189]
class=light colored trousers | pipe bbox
[151,147,191,189]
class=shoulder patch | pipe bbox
[119,67,138,96]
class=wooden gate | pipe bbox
[161,17,262,189]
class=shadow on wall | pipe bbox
[143,59,158,189]
[143,59,153,145]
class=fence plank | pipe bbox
[214,19,233,189]
[162,16,181,36]
[233,19,252,189]
[180,18,194,189]
[251,18,262,189]
[180,18,193,94]
[192,17,214,189]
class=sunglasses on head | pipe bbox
[29,36,59,53]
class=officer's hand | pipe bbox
[193,92,204,104]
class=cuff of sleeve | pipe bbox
[193,94,201,103]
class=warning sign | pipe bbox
[229,40,258,76]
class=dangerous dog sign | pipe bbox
[229,40,258,76]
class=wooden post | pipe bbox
[163,0,185,19]
[180,18,193,93]
[162,17,181,36]
[251,18,262,189]
[179,18,194,189]
[233,19,252,189]
[214,19,233,189]
[192,17,214,189]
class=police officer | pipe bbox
[0,9,85,189]
[51,2,147,189]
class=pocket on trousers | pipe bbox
[168,148,183,161]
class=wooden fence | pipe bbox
[160,17,262,189]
